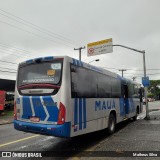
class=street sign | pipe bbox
[142,77,150,87]
[87,38,113,56]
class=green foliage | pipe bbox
[147,93,154,98]
[148,80,160,99]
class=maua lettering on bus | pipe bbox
[95,100,115,111]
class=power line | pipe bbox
[0,66,17,71]
[0,8,79,46]
[0,48,30,59]
[0,8,79,47]
[0,42,35,53]
[0,69,16,73]
[102,66,160,72]
[0,20,73,48]
[0,43,35,58]
[124,73,160,76]
[0,59,17,65]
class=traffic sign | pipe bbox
[142,77,150,87]
[87,38,113,56]
[88,48,94,55]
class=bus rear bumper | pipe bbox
[14,120,71,138]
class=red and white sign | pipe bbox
[88,48,94,55]
[87,38,113,56]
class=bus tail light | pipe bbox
[57,102,66,125]
[14,101,17,120]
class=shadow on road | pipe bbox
[42,119,135,158]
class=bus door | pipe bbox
[123,85,129,119]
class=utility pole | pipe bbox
[119,69,126,77]
[74,46,85,61]
[132,77,137,81]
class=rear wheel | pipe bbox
[108,113,116,134]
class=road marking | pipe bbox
[0,135,39,148]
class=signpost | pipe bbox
[142,77,150,87]
[87,38,113,56]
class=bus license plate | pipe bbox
[30,117,40,122]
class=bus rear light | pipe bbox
[14,101,17,120]
[57,102,66,125]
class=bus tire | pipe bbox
[132,115,137,121]
[133,107,139,121]
[108,113,116,134]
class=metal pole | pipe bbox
[143,51,150,120]
[74,46,85,61]
[79,48,81,61]
[119,69,126,77]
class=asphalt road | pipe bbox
[0,101,160,159]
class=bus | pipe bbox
[5,92,14,109]
[0,91,14,114]
[0,90,6,114]
[14,56,143,138]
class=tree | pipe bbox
[148,80,160,99]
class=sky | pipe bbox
[0,0,160,83]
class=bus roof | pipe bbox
[19,55,140,85]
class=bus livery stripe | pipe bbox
[30,96,35,117]
[74,98,78,132]
[40,96,50,121]
[42,96,59,122]
[22,96,32,119]
[79,98,83,130]
[74,98,87,132]
[119,98,124,117]
[32,97,46,121]
[83,98,86,129]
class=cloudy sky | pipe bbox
[0,0,160,83]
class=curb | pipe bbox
[0,120,13,125]
[0,121,13,125]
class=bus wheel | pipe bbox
[108,113,116,134]
[133,107,139,121]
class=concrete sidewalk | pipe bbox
[0,112,13,125]
[82,108,160,159]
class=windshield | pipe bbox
[18,61,62,87]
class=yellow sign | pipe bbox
[87,38,112,47]
[47,70,55,76]
[87,38,113,56]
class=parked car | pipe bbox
[143,97,155,104]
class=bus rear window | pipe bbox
[18,61,62,87]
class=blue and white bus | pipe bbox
[14,56,143,138]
